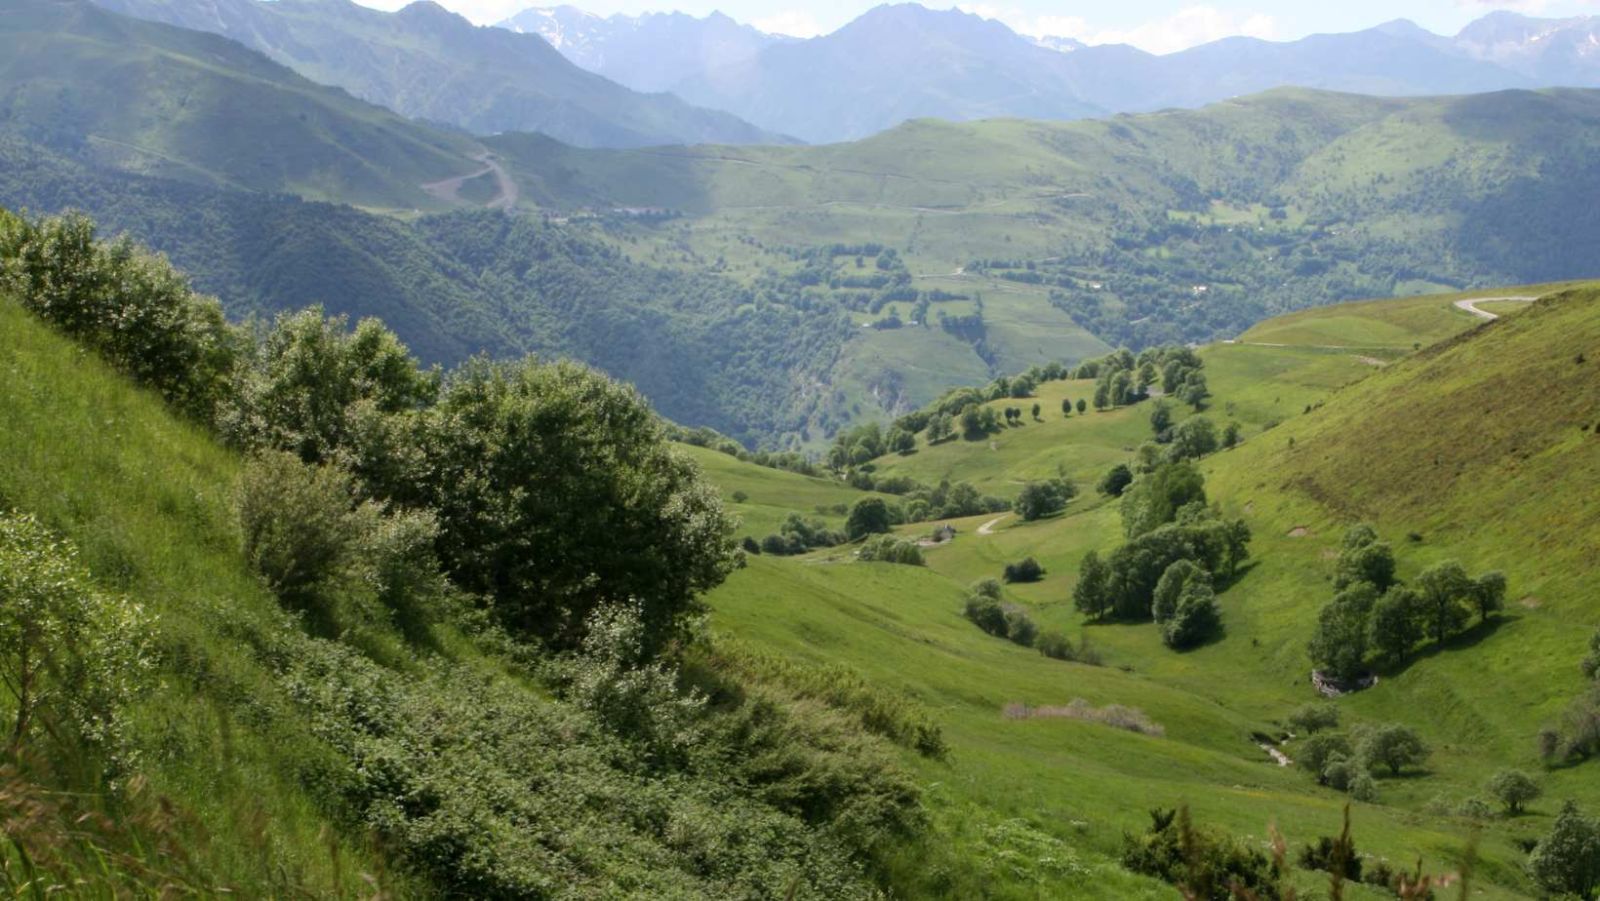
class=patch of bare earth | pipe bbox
[1003,700,1164,737]
[1520,596,1541,609]
[1288,526,1312,538]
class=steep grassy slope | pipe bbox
[702,284,1600,897]
[0,299,407,894]
[92,0,787,148]
[677,444,891,537]
[0,285,931,896]
[0,0,484,210]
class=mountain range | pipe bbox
[505,3,1600,144]
[87,0,787,148]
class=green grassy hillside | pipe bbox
[0,274,920,896]
[701,283,1600,897]
[495,88,1600,347]
[0,0,482,209]
[0,299,403,893]
[677,444,889,537]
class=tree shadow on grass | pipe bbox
[1377,613,1520,679]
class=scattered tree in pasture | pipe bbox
[1286,703,1339,735]
[1487,769,1540,815]
[1076,398,1087,415]
[1333,539,1396,593]
[409,358,735,653]
[1357,723,1429,776]
[1309,584,1378,684]
[1298,732,1354,784]
[1121,461,1207,538]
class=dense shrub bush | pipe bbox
[0,512,155,774]
[1014,479,1075,521]
[223,307,438,469]
[1121,807,1280,901]
[0,211,237,423]
[1002,556,1044,583]
[406,358,736,653]
[856,535,924,566]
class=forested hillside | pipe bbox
[0,149,852,445]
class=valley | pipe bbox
[4,0,1600,895]
[697,283,1600,896]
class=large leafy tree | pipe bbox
[415,357,735,652]
[1308,584,1378,683]
[1416,561,1474,645]
[1529,801,1600,899]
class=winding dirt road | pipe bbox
[1452,296,1537,321]
[421,150,518,210]
[977,514,1009,535]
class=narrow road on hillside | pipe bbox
[1453,296,1537,320]
[977,514,1009,535]
[421,150,518,210]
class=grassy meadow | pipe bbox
[701,283,1600,897]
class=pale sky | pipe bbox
[359,0,1600,52]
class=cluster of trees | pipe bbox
[1290,707,1429,801]
[1307,525,1506,685]
[890,360,1081,447]
[827,421,916,469]
[1077,346,1207,413]
[857,535,924,566]
[1015,478,1076,521]
[2,209,928,895]
[750,514,846,557]
[1073,464,1249,650]
[963,580,1038,648]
